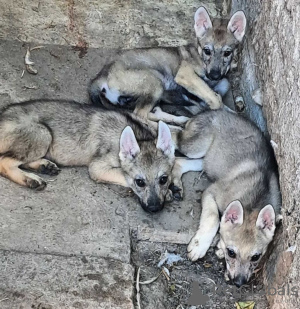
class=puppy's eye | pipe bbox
[159,175,168,185]
[227,248,236,258]
[251,254,261,262]
[203,48,211,56]
[224,50,232,57]
[135,179,146,187]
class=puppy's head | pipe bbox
[194,7,247,80]
[219,201,277,287]
[119,121,175,213]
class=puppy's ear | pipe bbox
[156,121,174,157]
[194,6,213,38]
[227,11,247,42]
[221,200,244,227]
[256,205,276,239]
[119,126,140,161]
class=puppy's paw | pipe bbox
[25,174,47,191]
[215,248,225,259]
[165,188,174,203]
[39,160,61,176]
[224,270,230,282]
[152,106,162,116]
[187,235,208,261]
[169,182,183,201]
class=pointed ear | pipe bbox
[221,200,244,227]
[256,205,276,238]
[119,126,140,161]
[194,6,213,39]
[227,11,247,42]
[156,121,174,157]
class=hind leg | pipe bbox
[0,157,47,190]
[176,116,214,157]
[21,159,61,176]
[0,120,53,189]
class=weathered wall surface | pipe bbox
[232,0,300,307]
[0,0,230,49]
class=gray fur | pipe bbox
[0,100,175,212]
[173,109,281,286]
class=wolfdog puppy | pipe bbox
[171,110,281,286]
[0,100,176,212]
[89,7,246,123]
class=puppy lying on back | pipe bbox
[89,7,246,124]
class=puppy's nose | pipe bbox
[140,201,164,213]
[208,69,222,81]
[233,275,247,288]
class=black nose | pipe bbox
[207,69,222,81]
[233,275,247,288]
[140,201,164,213]
[118,95,134,106]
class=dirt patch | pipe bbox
[130,236,268,308]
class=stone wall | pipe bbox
[0,0,230,49]
[231,0,300,307]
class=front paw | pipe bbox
[165,188,174,203]
[169,182,183,201]
[187,234,209,261]
[215,248,225,259]
[151,106,162,116]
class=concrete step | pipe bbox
[0,250,134,309]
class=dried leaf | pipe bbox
[235,301,255,309]
[203,262,212,268]
[26,64,38,75]
[140,272,161,285]
[25,48,34,65]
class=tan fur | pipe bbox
[89,7,246,123]
[0,157,46,190]
[174,60,222,109]
[0,100,175,212]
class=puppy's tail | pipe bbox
[89,64,113,105]
[89,78,103,105]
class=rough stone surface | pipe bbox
[0,0,230,49]
[232,0,300,307]
[0,250,134,309]
[0,166,131,263]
